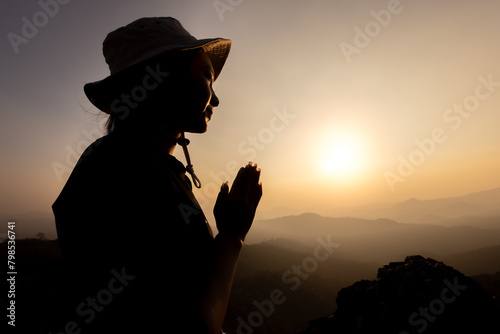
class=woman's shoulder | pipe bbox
[73,130,158,173]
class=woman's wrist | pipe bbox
[215,232,245,247]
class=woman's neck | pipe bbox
[151,130,181,155]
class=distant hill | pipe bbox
[0,211,57,241]
[454,187,500,206]
[3,187,500,241]
[444,244,500,276]
[433,215,500,229]
[247,213,500,267]
[325,187,500,226]
[471,272,500,299]
[224,239,379,334]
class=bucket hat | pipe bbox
[84,17,231,112]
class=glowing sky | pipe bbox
[1,0,500,224]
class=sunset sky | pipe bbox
[1,0,500,226]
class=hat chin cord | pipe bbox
[176,132,202,189]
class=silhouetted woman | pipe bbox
[51,17,262,334]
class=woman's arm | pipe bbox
[198,162,262,334]
[200,234,243,333]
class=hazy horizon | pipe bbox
[3,185,500,242]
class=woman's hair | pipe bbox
[104,48,201,134]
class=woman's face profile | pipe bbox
[171,49,220,134]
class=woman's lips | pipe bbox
[205,107,213,121]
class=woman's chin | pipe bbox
[184,122,208,134]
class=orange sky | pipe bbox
[1,0,500,224]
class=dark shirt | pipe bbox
[51,129,214,333]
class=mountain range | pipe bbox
[247,214,500,274]
[3,187,499,241]
[323,187,500,227]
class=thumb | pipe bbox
[215,181,229,204]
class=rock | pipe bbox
[300,255,500,333]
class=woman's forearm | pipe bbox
[199,233,244,334]
[197,163,261,333]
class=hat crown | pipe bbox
[84,17,231,112]
[103,17,197,75]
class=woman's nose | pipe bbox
[211,91,220,108]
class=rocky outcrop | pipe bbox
[300,256,500,333]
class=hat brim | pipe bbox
[84,38,231,113]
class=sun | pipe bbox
[317,132,366,179]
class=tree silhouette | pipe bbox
[36,232,47,240]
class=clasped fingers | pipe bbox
[231,162,262,205]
